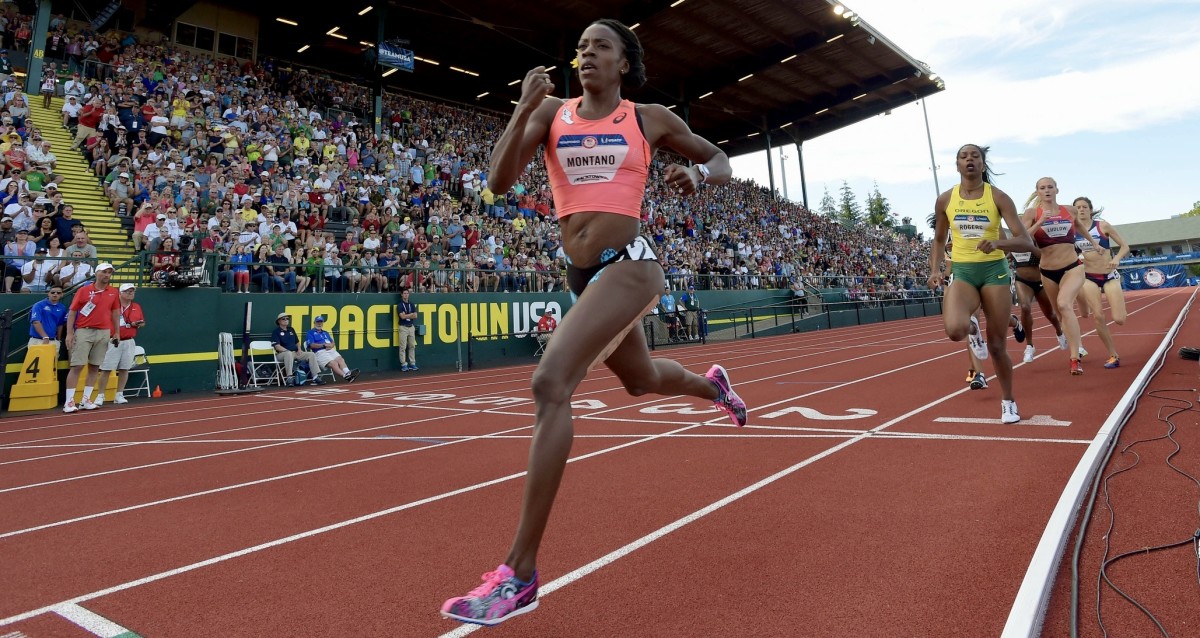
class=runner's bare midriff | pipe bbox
[559,211,641,268]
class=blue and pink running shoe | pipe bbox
[706,365,747,426]
[441,564,539,626]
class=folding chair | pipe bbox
[532,332,550,357]
[124,346,152,398]
[248,340,285,387]
[303,340,337,384]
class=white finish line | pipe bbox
[54,603,137,637]
[934,415,1071,427]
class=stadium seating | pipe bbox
[1,17,929,301]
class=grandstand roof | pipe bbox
[254,0,944,158]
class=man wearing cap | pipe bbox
[62,95,82,129]
[63,262,120,412]
[29,284,68,349]
[305,315,359,382]
[271,313,319,386]
[397,288,419,371]
[71,96,103,151]
[0,217,15,246]
[108,172,134,215]
[131,202,157,251]
[0,50,12,86]
[63,73,85,101]
[3,226,35,292]
[680,284,702,341]
[535,307,557,349]
[22,246,58,292]
[95,283,146,406]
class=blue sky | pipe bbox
[729,0,1200,229]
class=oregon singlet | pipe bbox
[544,97,651,219]
[946,183,1005,263]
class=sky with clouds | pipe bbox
[729,0,1200,230]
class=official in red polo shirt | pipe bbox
[63,262,121,413]
[95,283,147,406]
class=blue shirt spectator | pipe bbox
[29,289,68,341]
[306,322,335,350]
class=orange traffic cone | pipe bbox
[152,385,163,398]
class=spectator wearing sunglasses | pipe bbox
[28,285,68,349]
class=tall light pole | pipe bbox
[779,148,789,201]
[921,99,940,196]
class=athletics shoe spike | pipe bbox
[1011,314,1025,343]
[970,372,988,390]
[707,364,747,426]
[967,315,988,361]
[441,564,539,626]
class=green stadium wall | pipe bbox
[2,288,791,400]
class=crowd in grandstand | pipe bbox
[0,11,931,302]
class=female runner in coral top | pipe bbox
[441,18,747,627]
[1021,177,1103,375]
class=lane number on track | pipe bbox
[759,407,877,420]
[639,403,718,416]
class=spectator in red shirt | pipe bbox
[63,262,120,412]
[534,307,557,348]
[72,97,104,151]
[95,283,147,405]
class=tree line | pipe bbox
[815,181,908,230]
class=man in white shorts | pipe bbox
[304,315,359,382]
[95,283,146,405]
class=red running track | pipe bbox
[0,288,1189,637]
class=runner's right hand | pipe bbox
[518,67,555,112]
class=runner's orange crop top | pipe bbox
[544,97,651,219]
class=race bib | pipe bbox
[1041,219,1073,239]
[951,214,989,239]
[555,134,630,185]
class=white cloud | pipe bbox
[734,1,1200,188]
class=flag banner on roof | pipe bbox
[379,43,414,72]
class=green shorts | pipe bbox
[951,259,1010,289]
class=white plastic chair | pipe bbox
[303,340,337,384]
[248,340,284,387]
[124,346,151,398]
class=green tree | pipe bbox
[818,187,837,217]
[837,181,862,227]
[1182,200,1200,217]
[865,182,894,228]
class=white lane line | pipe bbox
[436,366,1025,637]
[53,603,136,637]
[0,419,533,539]
[441,292,1184,638]
[0,421,706,628]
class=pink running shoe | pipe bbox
[706,364,747,426]
[441,564,539,626]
